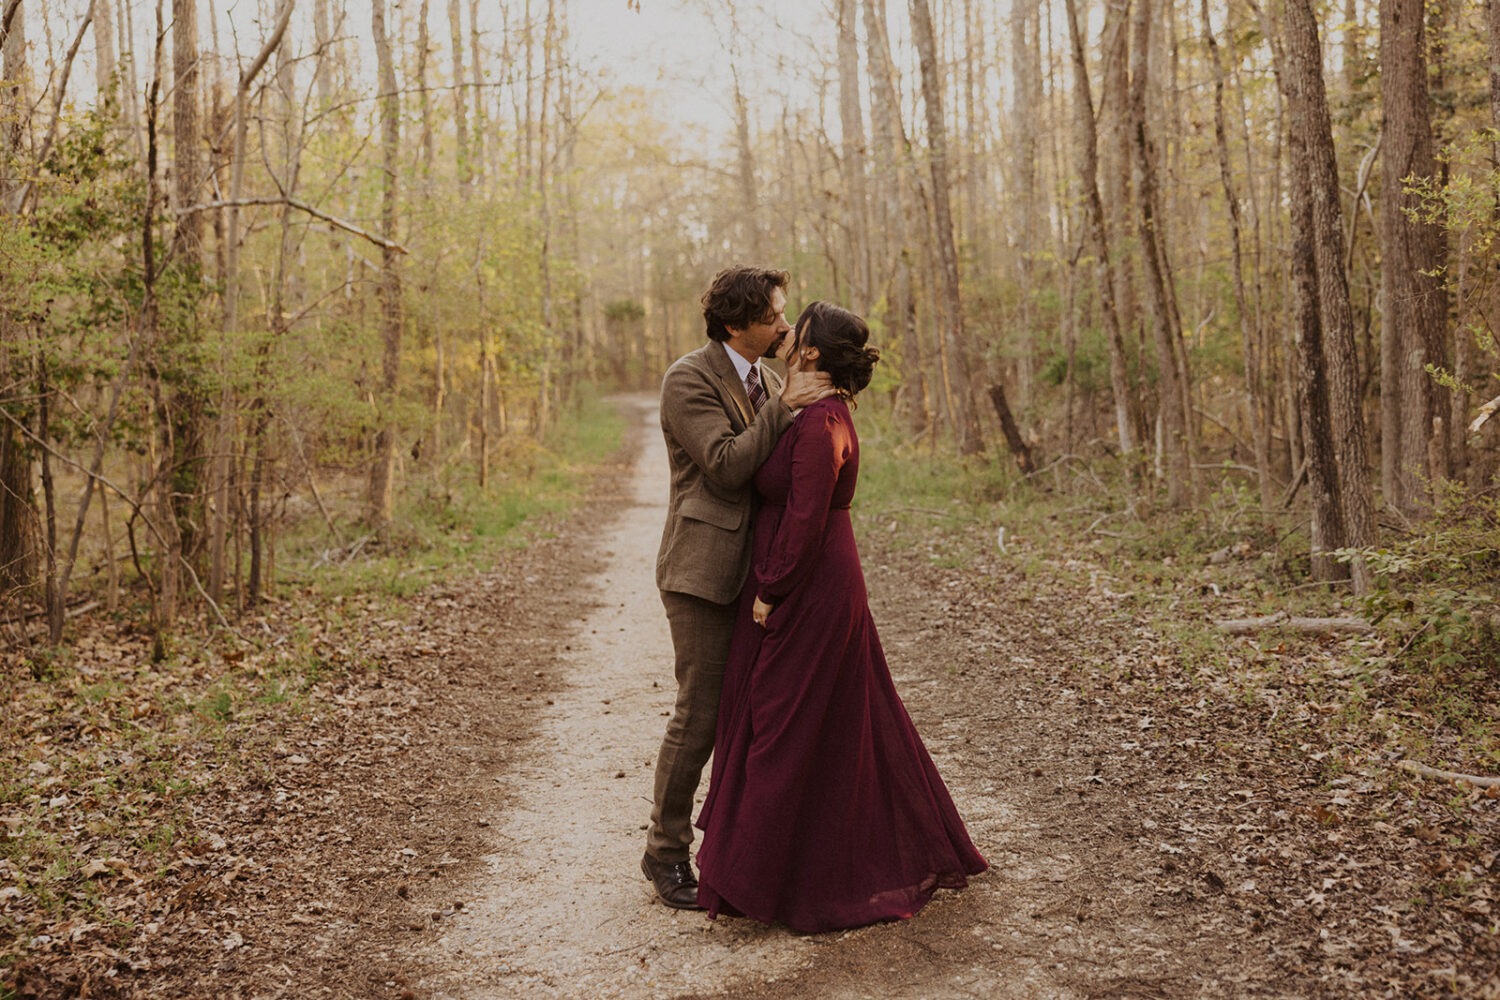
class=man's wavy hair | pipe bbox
[701,266,790,342]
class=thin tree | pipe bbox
[1202,0,1273,513]
[863,0,926,434]
[367,0,403,533]
[1063,0,1137,458]
[0,0,34,603]
[835,0,871,312]
[1274,0,1376,590]
[209,0,293,602]
[1380,0,1450,514]
[1128,0,1193,504]
[909,0,983,454]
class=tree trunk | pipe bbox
[210,0,292,602]
[731,68,764,261]
[1064,0,1136,457]
[416,0,434,186]
[367,0,402,533]
[0,0,35,601]
[1202,0,1273,514]
[1380,0,1450,514]
[95,0,117,98]
[862,0,926,434]
[312,0,332,107]
[145,4,181,637]
[449,0,471,192]
[836,0,870,312]
[171,0,201,259]
[1128,0,1193,505]
[1475,0,1500,489]
[1277,0,1376,590]
[909,0,983,454]
[1010,0,1041,411]
[988,384,1036,474]
[469,0,489,190]
[1285,105,1348,583]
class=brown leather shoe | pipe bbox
[641,852,703,910]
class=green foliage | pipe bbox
[1341,485,1500,682]
[603,299,646,323]
[1039,325,1109,394]
[283,390,626,599]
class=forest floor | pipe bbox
[4,394,1498,999]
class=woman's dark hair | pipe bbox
[792,301,880,400]
[701,266,790,342]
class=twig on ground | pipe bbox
[1213,612,1373,635]
[1396,760,1500,789]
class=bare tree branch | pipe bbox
[175,196,409,253]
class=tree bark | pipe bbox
[1380,0,1450,514]
[1202,0,1273,514]
[367,0,403,533]
[95,0,117,99]
[416,0,435,186]
[1128,0,1193,505]
[863,0,926,434]
[1285,107,1348,583]
[1276,0,1376,590]
[836,0,871,312]
[171,0,201,258]
[1063,0,1136,457]
[909,0,983,454]
[0,0,35,600]
[988,384,1036,474]
[1010,0,1041,409]
[731,67,763,262]
[449,0,471,192]
[209,0,292,603]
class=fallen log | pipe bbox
[1213,611,1373,635]
[1397,760,1500,790]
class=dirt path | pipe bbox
[411,395,1268,999]
[10,397,1492,999]
[416,395,821,997]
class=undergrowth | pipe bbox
[0,393,627,984]
[853,406,1499,772]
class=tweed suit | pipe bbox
[647,341,792,862]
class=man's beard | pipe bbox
[762,336,785,360]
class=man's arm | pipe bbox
[661,363,792,493]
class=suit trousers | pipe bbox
[646,589,739,863]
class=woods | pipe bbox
[0,0,1488,651]
[1,2,1499,994]
[0,0,1493,644]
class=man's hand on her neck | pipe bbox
[780,369,835,411]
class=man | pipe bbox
[642,266,831,909]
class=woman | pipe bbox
[694,301,987,933]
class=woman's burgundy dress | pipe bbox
[694,396,987,933]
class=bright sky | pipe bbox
[566,0,840,140]
[39,0,851,146]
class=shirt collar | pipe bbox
[720,340,760,383]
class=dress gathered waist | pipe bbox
[759,502,852,511]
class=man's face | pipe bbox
[728,287,791,360]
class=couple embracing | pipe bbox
[641,266,987,933]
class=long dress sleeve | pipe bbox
[754,403,852,606]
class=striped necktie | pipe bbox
[746,365,767,414]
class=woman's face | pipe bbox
[777,319,818,371]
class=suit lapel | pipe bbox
[705,342,753,428]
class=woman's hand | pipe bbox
[752,597,774,627]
